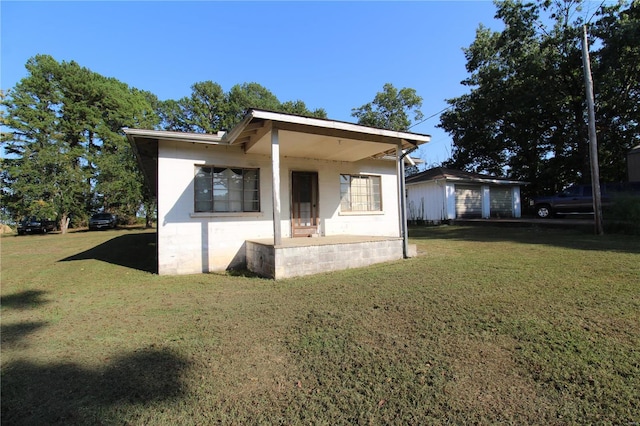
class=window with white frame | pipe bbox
[340,174,382,212]
[194,166,259,212]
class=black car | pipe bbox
[17,217,56,235]
[89,213,117,230]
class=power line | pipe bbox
[409,105,452,130]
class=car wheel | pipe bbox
[536,205,552,219]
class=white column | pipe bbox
[397,144,409,258]
[446,182,456,220]
[513,186,522,218]
[271,126,282,246]
[482,185,490,218]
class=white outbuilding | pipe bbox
[406,167,527,223]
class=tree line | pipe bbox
[2,0,637,229]
[1,57,422,231]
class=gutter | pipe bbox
[398,145,418,258]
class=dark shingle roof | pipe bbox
[406,167,527,185]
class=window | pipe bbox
[195,166,259,213]
[340,174,382,212]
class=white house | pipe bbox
[406,167,526,223]
[125,109,430,279]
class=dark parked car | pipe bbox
[89,213,117,230]
[17,217,56,235]
[531,182,640,218]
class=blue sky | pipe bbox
[1,1,503,164]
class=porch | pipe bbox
[246,235,416,279]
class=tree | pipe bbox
[439,0,639,197]
[351,83,424,132]
[352,83,425,174]
[591,1,640,182]
[158,81,225,133]
[158,81,327,134]
[1,55,158,231]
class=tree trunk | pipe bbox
[59,213,70,234]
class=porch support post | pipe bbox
[271,126,282,246]
[397,144,409,258]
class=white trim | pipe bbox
[190,212,264,218]
[338,211,385,216]
[124,128,226,145]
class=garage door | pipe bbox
[490,187,513,218]
[455,185,482,218]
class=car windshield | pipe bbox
[92,214,112,219]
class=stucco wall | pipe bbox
[156,140,401,275]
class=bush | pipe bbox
[603,194,640,234]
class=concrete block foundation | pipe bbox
[246,236,406,279]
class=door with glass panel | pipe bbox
[291,171,318,237]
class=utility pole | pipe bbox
[582,25,604,235]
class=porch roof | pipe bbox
[225,109,431,162]
[124,109,431,197]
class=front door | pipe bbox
[291,171,319,237]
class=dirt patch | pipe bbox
[444,335,557,423]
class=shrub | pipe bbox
[603,194,640,234]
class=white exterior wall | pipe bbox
[406,180,451,222]
[157,140,401,275]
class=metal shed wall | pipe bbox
[406,180,448,222]
[455,185,483,218]
[490,186,513,217]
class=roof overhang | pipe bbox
[125,109,431,197]
[223,109,430,161]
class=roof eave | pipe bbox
[223,109,431,147]
[124,128,226,145]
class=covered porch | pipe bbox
[246,235,417,279]
[227,110,430,250]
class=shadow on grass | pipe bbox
[1,321,49,349]
[59,232,157,273]
[0,290,50,310]
[409,225,640,254]
[1,348,189,425]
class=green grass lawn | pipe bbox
[2,226,639,424]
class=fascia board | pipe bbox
[225,109,431,146]
[444,176,527,185]
[123,128,226,145]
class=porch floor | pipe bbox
[245,235,404,279]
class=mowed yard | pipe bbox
[1,225,639,425]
